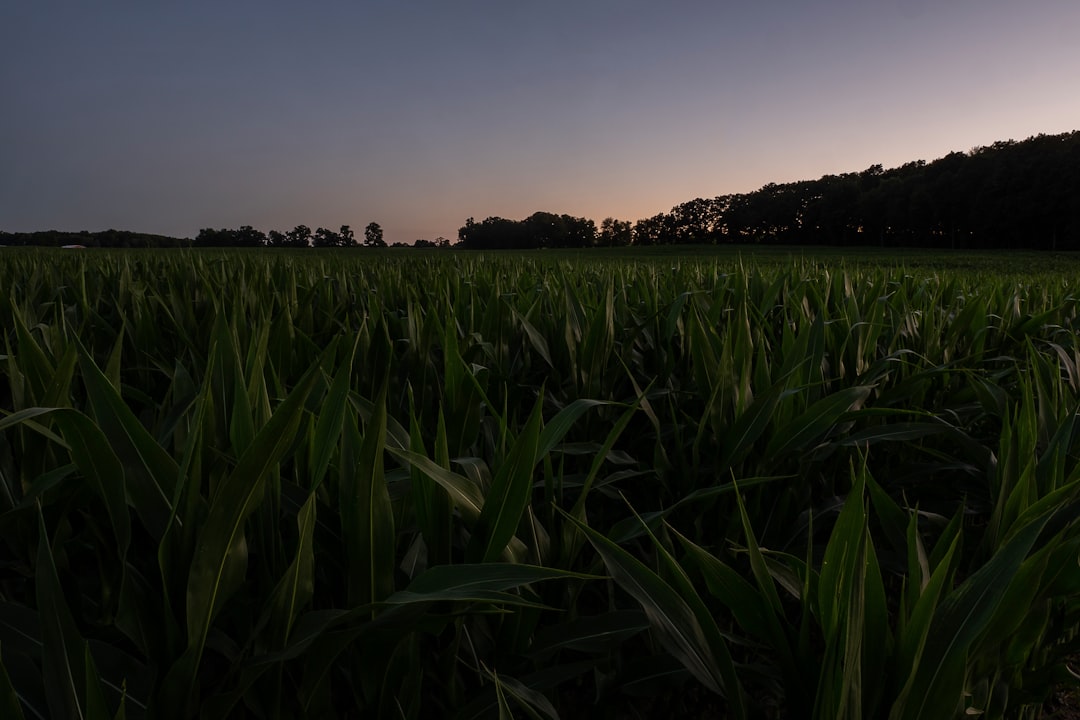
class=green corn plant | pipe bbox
[2,248,1080,717]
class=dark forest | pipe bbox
[459,131,1080,251]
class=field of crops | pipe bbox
[2,247,1080,719]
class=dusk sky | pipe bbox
[4,1,1079,244]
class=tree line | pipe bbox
[0,229,190,249]
[0,223,394,250]
[457,130,1080,251]
[4,130,1076,251]
[192,222,386,248]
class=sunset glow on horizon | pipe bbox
[4,1,1079,244]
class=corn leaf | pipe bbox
[160,363,319,714]
[891,511,1050,720]
[78,349,177,540]
[267,492,317,648]
[562,509,734,699]
[767,385,872,457]
[36,507,87,720]
[309,334,357,491]
[0,648,26,720]
[341,381,395,608]
[467,394,544,563]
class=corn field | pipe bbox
[2,248,1080,719]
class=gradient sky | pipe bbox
[4,1,1079,244]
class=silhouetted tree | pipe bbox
[236,225,266,248]
[312,227,341,248]
[285,225,312,248]
[632,214,667,246]
[364,222,385,247]
[600,216,630,248]
[339,225,355,247]
[457,212,595,249]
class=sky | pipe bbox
[3,1,1079,244]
